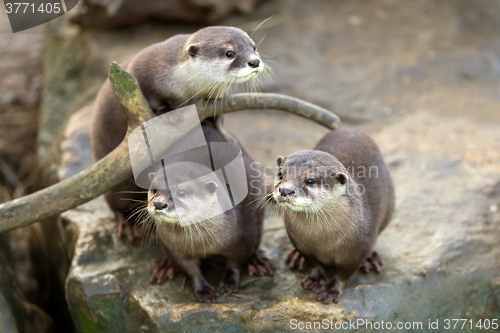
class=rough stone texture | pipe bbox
[61,112,500,332]
[0,233,54,333]
[70,0,264,29]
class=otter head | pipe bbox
[272,151,349,213]
[147,162,226,226]
[183,26,264,94]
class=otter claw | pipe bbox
[149,257,177,284]
[195,285,218,303]
[247,252,275,277]
[316,289,341,304]
[360,251,383,274]
[116,211,143,243]
[285,248,308,271]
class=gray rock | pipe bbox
[0,233,54,333]
[62,112,500,332]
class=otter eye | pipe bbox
[225,51,235,58]
[253,46,256,51]
[305,179,315,186]
[151,189,157,195]
[278,172,283,180]
[178,190,187,198]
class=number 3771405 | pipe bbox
[5,2,62,14]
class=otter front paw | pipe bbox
[285,248,308,271]
[247,252,275,277]
[116,211,143,243]
[360,251,383,274]
[195,284,218,303]
[149,257,177,284]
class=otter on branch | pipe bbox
[272,128,395,304]
[91,26,268,241]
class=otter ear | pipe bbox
[336,172,348,185]
[276,156,285,167]
[148,172,155,182]
[205,181,219,193]
[187,44,200,57]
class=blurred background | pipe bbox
[1,0,500,332]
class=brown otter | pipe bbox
[91,26,265,241]
[146,155,274,303]
[272,128,395,303]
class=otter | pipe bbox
[146,158,274,303]
[272,128,395,304]
[91,26,265,241]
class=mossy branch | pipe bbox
[0,63,340,233]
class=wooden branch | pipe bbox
[0,63,341,233]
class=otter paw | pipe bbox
[285,248,308,271]
[360,251,383,274]
[301,275,326,293]
[217,277,239,295]
[116,215,143,243]
[195,284,218,303]
[247,252,275,277]
[316,288,341,304]
[149,257,177,284]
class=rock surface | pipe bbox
[61,112,500,332]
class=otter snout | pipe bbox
[154,202,168,210]
[279,187,295,198]
[247,59,260,68]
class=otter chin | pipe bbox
[273,128,395,304]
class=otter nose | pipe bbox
[247,59,260,68]
[154,202,168,210]
[279,187,295,197]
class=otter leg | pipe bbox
[285,248,308,271]
[149,257,177,284]
[360,251,383,274]
[217,267,241,295]
[176,258,218,303]
[316,264,357,304]
[247,251,275,277]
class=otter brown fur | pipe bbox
[272,128,395,303]
[90,26,264,241]
[146,125,274,302]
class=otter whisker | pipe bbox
[249,15,275,38]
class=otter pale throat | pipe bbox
[273,128,395,304]
[90,26,266,242]
[147,160,275,303]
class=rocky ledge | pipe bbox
[60,112,500,332]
